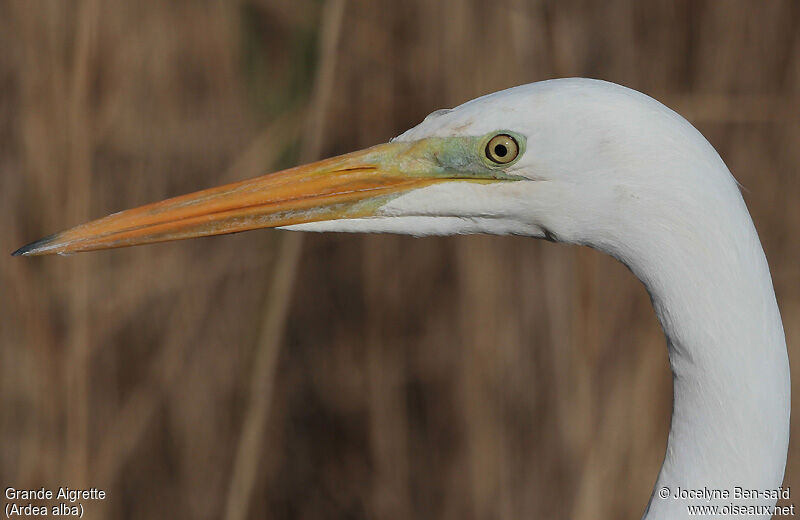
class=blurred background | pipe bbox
[1,1,799,518]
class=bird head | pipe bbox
[13,78,734,257]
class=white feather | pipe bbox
[285,78,789,519]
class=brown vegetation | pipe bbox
[1,1,799,518]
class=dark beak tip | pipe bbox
[11,234,58,257]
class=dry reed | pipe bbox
[1,1,798,519]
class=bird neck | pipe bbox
[616,196,790,519]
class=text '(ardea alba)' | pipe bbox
[14,79,789,520]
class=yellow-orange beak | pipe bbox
[13,136,518,256]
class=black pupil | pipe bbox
[494,144,508,157]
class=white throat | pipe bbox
[285,79,791,518]
[608,183,791,519]
[289,170,791,520]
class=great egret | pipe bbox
[14,78,789,519]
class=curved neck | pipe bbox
[615,200,790,519]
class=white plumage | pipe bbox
[288,79,790,519]
[16,78,790,519]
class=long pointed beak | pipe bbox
[13,139,507,256]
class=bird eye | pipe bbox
[485,134,519,164]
